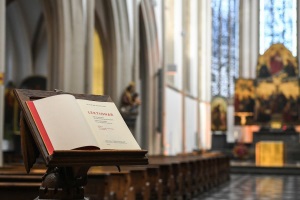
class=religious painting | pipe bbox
[254,78,300,125]
[256,43,298,79]
[254,79,274,124]
[234,79,255,125]
[211,96,227,132]
[254,43,300,126]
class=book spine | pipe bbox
[26,101,54,155]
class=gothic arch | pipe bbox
[5,0,45,86]
[42,1,93,93]
[94,1,117,100]
[94,1,161,152]
[42,1,70,90]
[94,1,136,103]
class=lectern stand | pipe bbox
[14,89,148,200]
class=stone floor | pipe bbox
[195,174,300,200]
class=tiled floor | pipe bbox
[195,174,300,200]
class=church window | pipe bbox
[259,0,297,56]
[211,0,240,98]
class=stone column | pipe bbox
[237,0,259,143]
[239,0,259,79]
[84,0,95,94]
[43,0,94,94]
[65,0,85,93]
[181,0,189,153]
[298,0,300,59]
[0,0,5,166]
[198,0,212,149]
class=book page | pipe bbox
[76,99,141,150]
[32,94,99,152]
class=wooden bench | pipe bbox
[0,165,44,200]
[0,153,230,199]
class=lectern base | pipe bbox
[33,167,89,200]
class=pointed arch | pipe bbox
[95,1,140,104]
[94,1,118,101]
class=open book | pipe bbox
[26,94,141,155]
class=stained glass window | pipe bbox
[259,0,297,56]
[211,0,239,98]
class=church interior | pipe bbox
[0,0,300,199]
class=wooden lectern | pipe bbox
[14,89,148,200]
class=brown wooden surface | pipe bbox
[0,153,230,200]
[48,150,148,167]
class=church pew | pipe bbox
[179,158,198,198]
[149,156,192,198]
[149,157,176,199]
[0,152,229,200]
[183,157,201,196]
[166,155,193,192]
[84,173,109,200]
[0,167,43,200]
[201,154,229,187]
[128,169,150,199]
[199,154,219,191]
[150,155,201,198]
[150,157,185,199]
[171,162,184,198]
[217,155,230,183]
[106,172,133,200]
[195,157,205,193]
[87,166,156,200]
[145,165,163,200]
[124,165,164,200]
[176,160,193,199]
[125,165,163,200]
[176,152,229,195]
[149,154,221,199]
[88,167,134,200]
